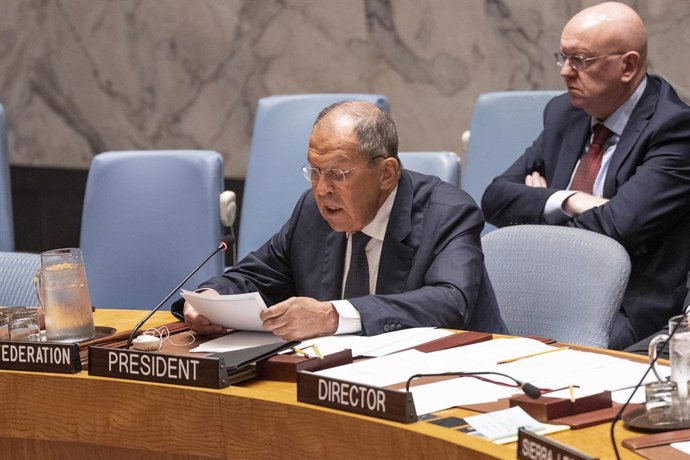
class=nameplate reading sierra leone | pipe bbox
[88,346,230,389]
[518,428,597,460]
[0,340,81,373]
[297,371,418,424]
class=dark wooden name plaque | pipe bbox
[88,345,240,389]
[297,371,418,424]
[0,340,81,373]
[510,391,612,422]
[518,428,598,460]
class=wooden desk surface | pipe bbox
[0,310,647,459]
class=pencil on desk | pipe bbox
[293,347,310,358]
[497,346,569,364]
[311,343,324,359]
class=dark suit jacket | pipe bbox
[173,170,507,335]
[481,75,690,340]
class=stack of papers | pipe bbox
[189,326,454,358]
[311,336,670,416]
[464,407,568,444]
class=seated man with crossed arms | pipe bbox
[174,101,507,340]
[481,2,690,349]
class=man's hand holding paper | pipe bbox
[181,290,338,341]
[260,297,338,341]
[181,289,267,333]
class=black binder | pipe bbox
[209,341,300,384]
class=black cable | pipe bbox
[405,371,541,399]
[609,328,675,459]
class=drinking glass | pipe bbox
[0,311,9,340]
[8,308,42,341]
[645,380,677,425]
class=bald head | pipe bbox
[560,2,647,119]
[565,2,647,66]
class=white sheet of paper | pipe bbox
[410,376,519,415]
[189,331,285,353]
[671,440,690,454]
[363,328,455,357]
[297,327,446,357]
[180,289,267,331]
[315,349,436,387]
[464,406,546,442]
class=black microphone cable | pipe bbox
[609,317,683,459]
[610,273,690,458]
[405,371,542,399]
[124,235,234,350]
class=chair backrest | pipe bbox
[238,93,390,259]
[462,91,562,216]
[0,103,13,251]
[482,225,630,348]
[0,251,40,307]
[80,150,224,310]
[398,151,460,187]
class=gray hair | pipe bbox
[314,101,399,161]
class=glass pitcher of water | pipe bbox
[33,248,95,343]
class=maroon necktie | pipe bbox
[569,124,613,194]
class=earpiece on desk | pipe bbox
[132,334,161,351]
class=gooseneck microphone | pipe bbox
[405,371,542,399]
[124,235,235,350]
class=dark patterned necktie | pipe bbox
[343,232,371,299]
[570,124,613,194]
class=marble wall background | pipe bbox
[0,0,688,178]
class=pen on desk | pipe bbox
[497,346,569,365]
[569,385,575,403]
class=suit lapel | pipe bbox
[551,112,590,189]
[319,230,346,300]
[603,77,657,197]
[376,172,415,295]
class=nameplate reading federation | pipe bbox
[0,340,81,373]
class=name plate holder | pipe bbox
[297,371,418,424]
[518,428,598,460]
[510,391,612,423]
[0,340,81,373]
[88,345,239,389]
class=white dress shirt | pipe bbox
[331,185,398,334]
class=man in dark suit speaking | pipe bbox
[481,2,690,349]
[174,101,506,340]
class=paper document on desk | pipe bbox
[189,331,285,353]
[180,289,267,331]
[297,327,453,357]
[464,407,568,444]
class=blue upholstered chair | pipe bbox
[462,91,562,229]
[80,150,225,310]
[482,225,630,348]
[399,151,460,187]
[237,93,390,259]
[0,103,13,251]
[0,251,40,307]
